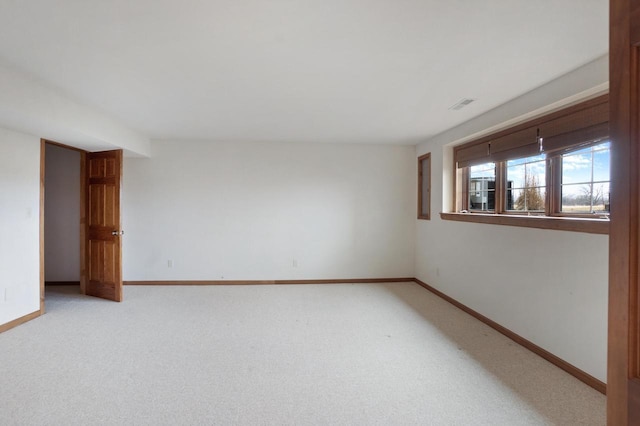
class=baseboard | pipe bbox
[124,278,415,285]
[413,278,607,395]
[0,310,42,334]
[45,281,80,286]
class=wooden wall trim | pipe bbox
[608,0,640,422]
[0,310,41,334]
[413,278,606,395]
[630,379,640,419]
[125,278,415,286]
[79,151,87,295]
[39,140,45,314]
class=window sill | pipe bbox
[440,212,609,235]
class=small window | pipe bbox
[469,162,495,211]
[418,153,431,219]
[560,141,610,214]
[506,154,546,213]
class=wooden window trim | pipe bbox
[418,152,431,220]
[440,212,609,235]
[548,155,561,215]
[453,166,468,212]
[467,162,497,213]
[449,94,610,231]
[495,161,506,214]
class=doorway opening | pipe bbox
[42,140,86,308]
[40,139,125,309]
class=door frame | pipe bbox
[40,139,88,308]
[608,0,640,423]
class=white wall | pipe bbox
[416,56,609,382]
[0,62,150,157]
[0,127,41,325]
[123,140,416,281]
[44,144,80,282]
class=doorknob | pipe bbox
[112,230,124,236]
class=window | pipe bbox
[469,162,495,211]
[418,153,431,219]
[559,141,610,214]
[446,94,609,234]
[505,154,546,213]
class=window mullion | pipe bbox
[590,148,595,213]
[495,161,505,214]
[546,157,553,215]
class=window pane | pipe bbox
[561,142,610,214]
[592,143,611,182]
[469,162,495,211]
[508,164,525,188]
[506,154,546,212]
[562,183,610,213]
[562,149,592,185]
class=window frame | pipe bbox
[467,162,497,213]
[446,94,610,235]
[503,154,547,215]
[549,141,611,218]
[418,152,431,220]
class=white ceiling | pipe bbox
[0,0,608,144]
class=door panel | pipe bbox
[85,150,123,302]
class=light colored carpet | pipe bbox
[0,283,604,425]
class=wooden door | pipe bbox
[608,0,640,423]
[85,150,123,302]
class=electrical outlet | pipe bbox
[436,267,440,277]
[292,259,298,268]
[167,259,173,268]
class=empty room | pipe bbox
[1,0,639,424]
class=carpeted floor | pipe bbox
[0,283,604,425]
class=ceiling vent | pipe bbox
[449,98,475,110]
